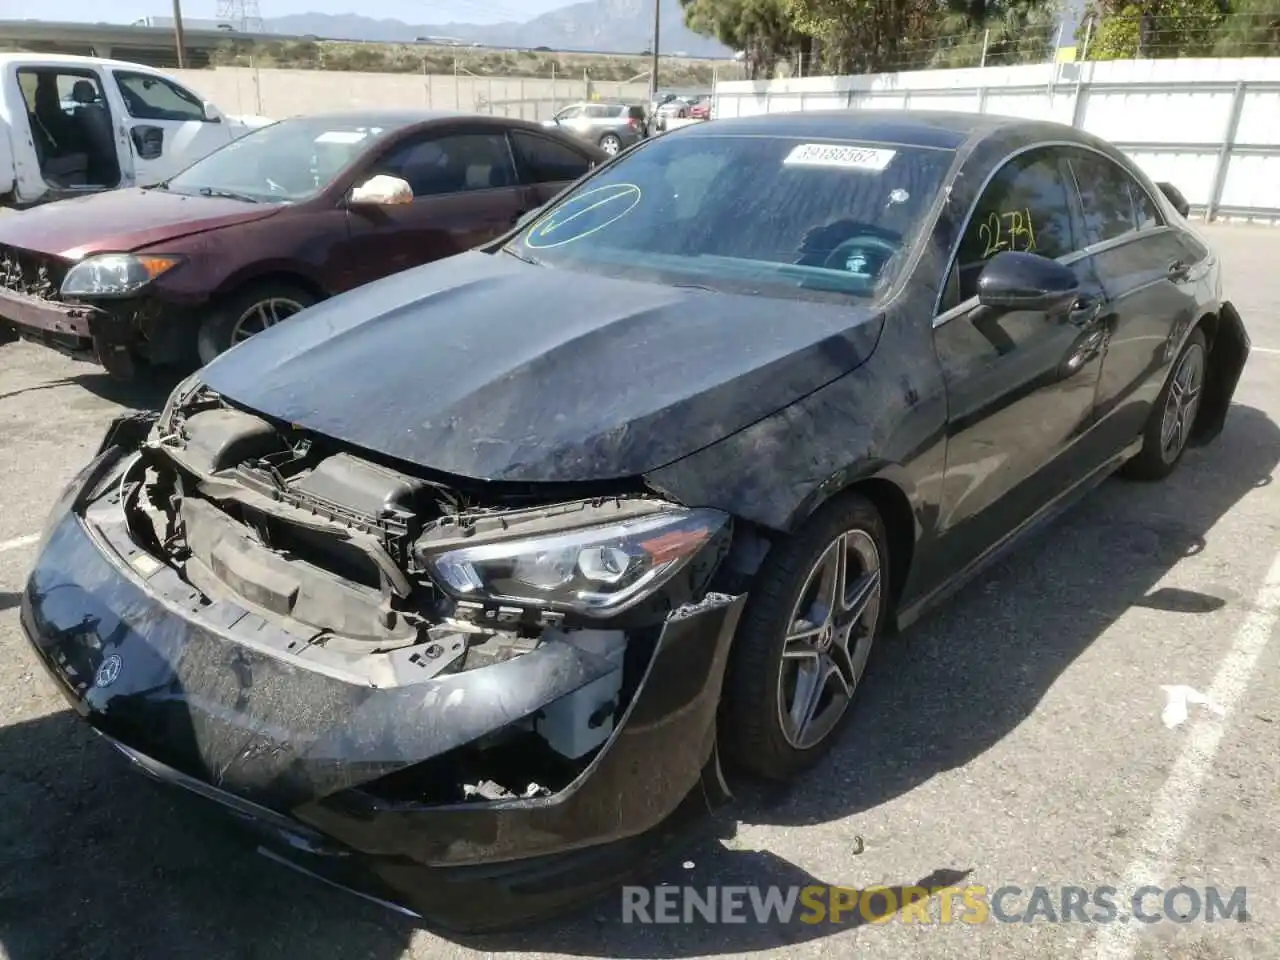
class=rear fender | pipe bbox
[1190,301,1250,447]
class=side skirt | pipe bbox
[895,436,1143,632]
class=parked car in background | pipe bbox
[0,53,270,209]
[542,101,647,155]
[689,96,713,120]
[653,97,693,131]
[0,110,604,377]
[20,110,1247,931]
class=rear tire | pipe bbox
[720,493,890,782]
[197,281,318,364]
[599,133,622,155]
[1119,327,1208,481]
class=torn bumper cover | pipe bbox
[0,286,96,339]
[21,430,745,931]
[0,287,187,371]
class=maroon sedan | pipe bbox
[0,110,604,377]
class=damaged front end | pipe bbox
[21,379,745,929]
[0,244,180,377]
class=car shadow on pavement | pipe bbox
[1,405,1275,960]
[738,402,1280,831]
[0,368,184,409]
[0,710,419,960]
[68,368,188,411]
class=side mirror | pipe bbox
[202,101,223,123]
[1156,181,1190,218]
[976,250,1080,313]
[348,174,413,206]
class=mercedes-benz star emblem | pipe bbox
[95,654,123,689]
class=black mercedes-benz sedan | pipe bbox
[21,110,1249,930]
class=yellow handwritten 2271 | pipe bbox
[978,208,1037,258]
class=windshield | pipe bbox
[509,133,955,302]
[165,117,401,202]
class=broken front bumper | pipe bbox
[21,445,745,930]
[0,289,190,371]
[0,286,95,339]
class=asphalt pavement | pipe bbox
[1,223,1277,960]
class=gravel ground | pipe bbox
[0,223,1278,960]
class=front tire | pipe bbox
[197,281,317,364]
[1120,327,1208,481]
[720,494,890,782]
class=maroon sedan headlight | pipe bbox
[60,254,183,299]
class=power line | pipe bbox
[216,0,265,33]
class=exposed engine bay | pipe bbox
[103,382,732,802]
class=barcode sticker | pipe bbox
[783,143,897,171]
[315,131,369,144]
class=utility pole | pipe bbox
[172,0,187,68]
[648,0,660,105]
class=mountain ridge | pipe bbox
[264,0,732,58]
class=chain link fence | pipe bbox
[762,10,1280,80]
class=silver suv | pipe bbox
[542,101,648,155]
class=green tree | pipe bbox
[782,0,1060,74]
[1212,0,1280,56]
[1082,0,1227,59]
[681,0,807,78]
[931,0,1061,68]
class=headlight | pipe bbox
[61,254,182,298]
[427,507,729,617]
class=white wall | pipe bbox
[714,58,1280,220]
[168,66,652,123]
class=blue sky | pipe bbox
[41,0,570,26]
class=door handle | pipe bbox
[1066,293,1102,326]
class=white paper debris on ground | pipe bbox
[1160,684,1227,729]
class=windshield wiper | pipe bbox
[198,186,261,203]
[502,247,542,266]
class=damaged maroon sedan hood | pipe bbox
[197,250,885,483]
[0,188,281,259]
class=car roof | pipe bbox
[681,109,1049,151]
[0,52,181,73]
[276,109,553,131]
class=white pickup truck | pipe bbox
[0,52,271,208]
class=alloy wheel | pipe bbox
[1160,341,1206,463]
[600,135,621,155]
[230,297,306,344]
[776,529,882,750]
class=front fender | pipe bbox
[1190,300,1250,447]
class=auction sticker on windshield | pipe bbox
[315,130,371,144]
[783,143,897,171]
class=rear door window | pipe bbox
[1067,150,1150,246]
[509,131,595,184]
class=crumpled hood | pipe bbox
[199,251,884,483]
[0,188,281,259]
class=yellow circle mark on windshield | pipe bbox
[525,183,643,249]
